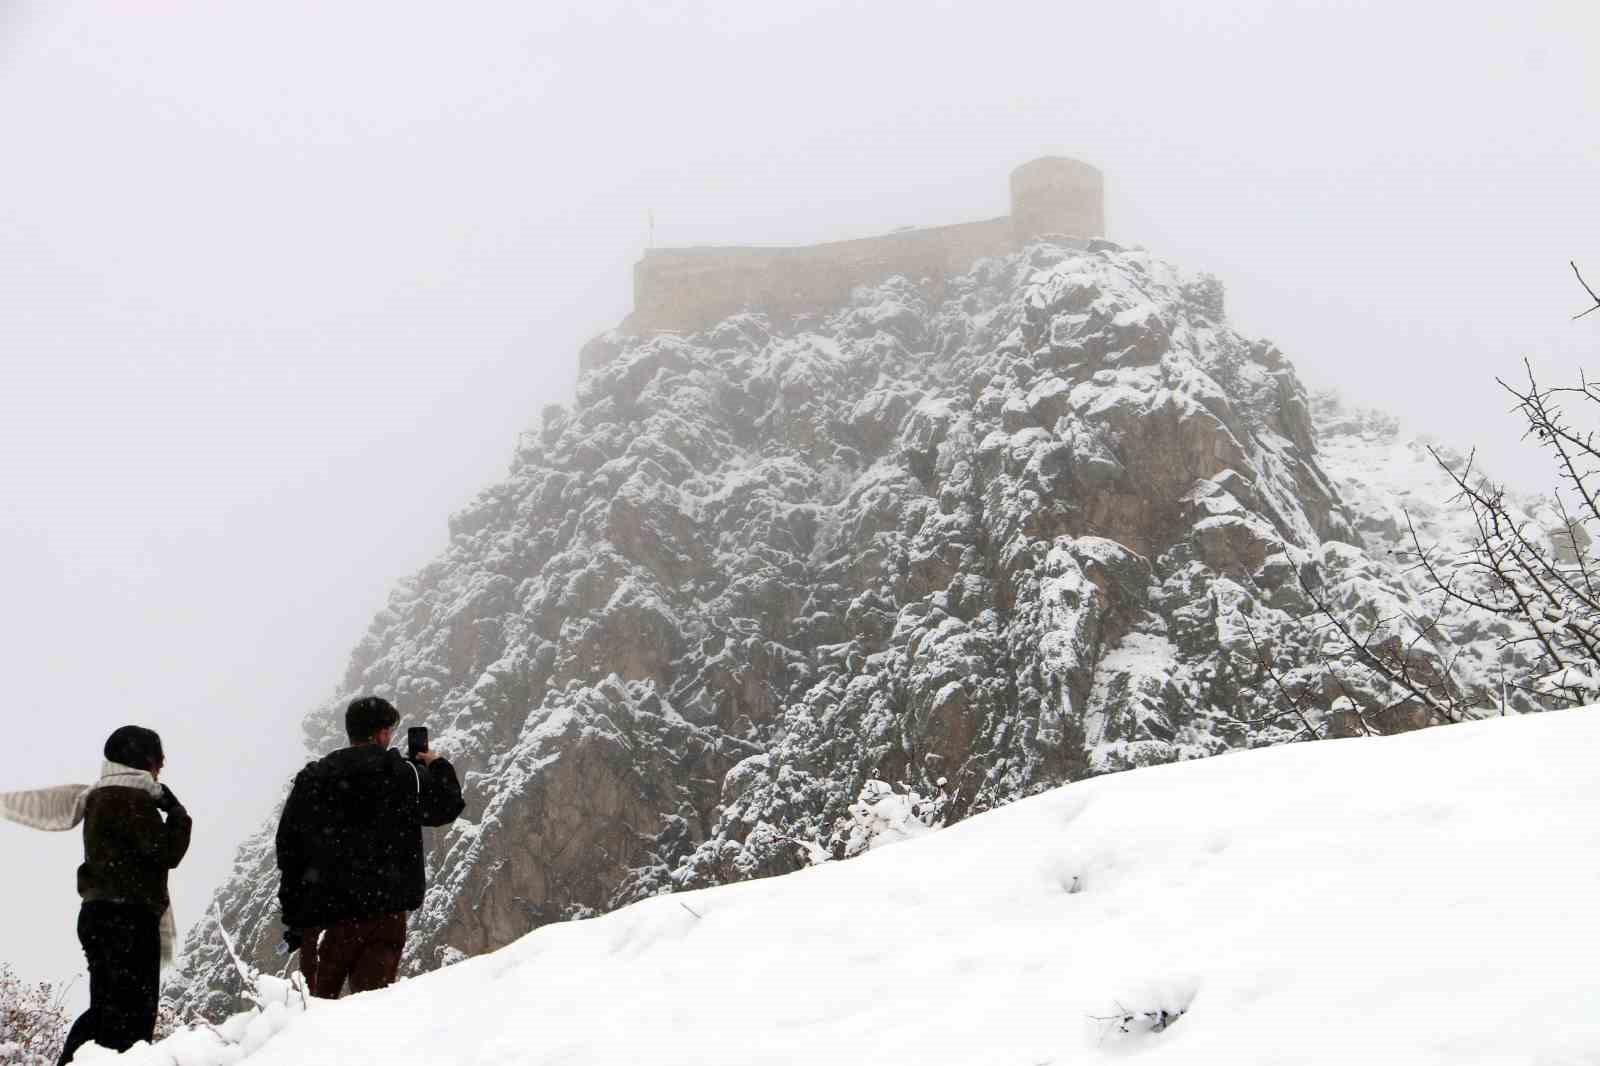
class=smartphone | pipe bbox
[407,726,429,760]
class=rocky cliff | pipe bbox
[168,239,1534,1018]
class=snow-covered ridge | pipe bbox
[134,709,1600,1064]
[172,239,1537,1017]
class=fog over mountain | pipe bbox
[2,0,1596,1009]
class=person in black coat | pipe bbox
[0,725,194,1065]
[275,696,464,998]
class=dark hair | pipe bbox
[104,725,164,772]
[345,696,400,743]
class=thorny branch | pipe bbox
[1412,361,1600,704]
[1302,566,1471,724]
[1573,261,1600,320]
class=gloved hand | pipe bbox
[282,928,304,954]
[156,785,183,813]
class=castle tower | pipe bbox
[1009,157,1104,243]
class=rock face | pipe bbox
[168,240,1531,1018]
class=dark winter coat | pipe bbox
[275,744,465,931]
[77,786,192,915]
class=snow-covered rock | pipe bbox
[169,241,1551,1018]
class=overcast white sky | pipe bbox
[3,0,1597,995]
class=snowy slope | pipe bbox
[115,708,1600,1066]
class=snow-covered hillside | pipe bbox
[103,709,1600,1065]
[173,238,1560,1017]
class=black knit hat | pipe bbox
[345,696,400,742]
[104,725,164,772]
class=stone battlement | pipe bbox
[622,156,1104,336]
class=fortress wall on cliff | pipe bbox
[628,215,1014,335]
[624,157,1103,335]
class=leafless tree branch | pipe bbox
[1250,268,1598,729]
[1238,613,1325,740]
[1298,568,1469,725]
[1573,261,1600,320]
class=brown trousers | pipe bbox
[300,912,407,998]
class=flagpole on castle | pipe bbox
[648,208,655,250]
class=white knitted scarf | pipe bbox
[0,761,178,965]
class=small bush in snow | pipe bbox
[1088,980,1197,1045]
[793,778,952,865]
[1104,1005,1184,1036]
[0,963,69,1066]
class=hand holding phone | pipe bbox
[407,726,430,761]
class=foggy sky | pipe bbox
[3,0,1596,994]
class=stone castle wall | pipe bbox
[623,156,1103,336]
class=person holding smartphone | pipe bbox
[274,695,464,998]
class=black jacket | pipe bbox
[275,745,464,930]
[77,787,191,914]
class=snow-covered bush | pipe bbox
[1090,1003,1186,1040]
[811,778,951,862]
[0,963,68,1066]
[1086,980,1197,1046]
